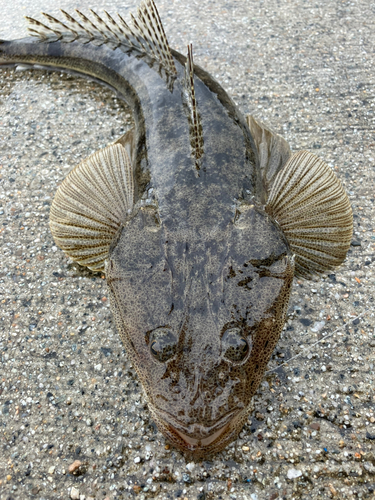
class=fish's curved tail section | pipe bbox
[0,0,177,93]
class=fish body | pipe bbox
[0,1,352,457]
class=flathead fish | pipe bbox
[0,0,353,457]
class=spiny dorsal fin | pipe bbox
[182,44,204,171]
[25,0,177,78]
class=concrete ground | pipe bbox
[1,0,374,499]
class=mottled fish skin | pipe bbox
[0,1,351,458]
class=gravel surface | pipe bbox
[1,1,375,499]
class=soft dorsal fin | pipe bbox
[26,0,177,78]
[49,138,134,272]
[182,44,204,171]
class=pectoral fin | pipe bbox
[265,151,353,279]
[49,138,134,272]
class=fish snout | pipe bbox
[148,404,250,457]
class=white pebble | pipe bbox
[70,487,80,500]
[287,468,302,479]
[311,320,325,332]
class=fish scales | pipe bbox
[0,0,352,457]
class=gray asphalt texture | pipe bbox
[1,0,375,499]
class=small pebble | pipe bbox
[287,468,302,479]
[311,320,325,332]
[70,487,80,500]
[328,483,338,497]
[68,460,82,473]
[364,462,375,473]
[309,423,320,431]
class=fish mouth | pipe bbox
[171,422,230,447]
[148,404,247,456]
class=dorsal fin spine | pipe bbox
[139,4,161,53]
[90,9,119,43]
[131,14,155,58]
[74,9,104,43]
[137,9,162,62]
[25,16,61,41]
[42,12,73,39]
[143,0,175,73]
[104,11,129,45]
[116,13,136,47]
[183,44,204,169]
[60,9,93,42]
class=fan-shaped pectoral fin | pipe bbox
[49,138,134,272]
[265,150,353,279]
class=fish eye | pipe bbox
[222,327,249,362]
[150,327,177,362]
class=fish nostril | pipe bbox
[237,277,253,288]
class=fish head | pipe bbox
[106,203,294,457]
